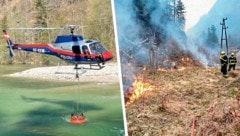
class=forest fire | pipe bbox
[157,55,190,72]
[124,78,155,106]
[179,54,202,67]
[124,54,195,106]
[181,55,191,62]
[157,67,168,72]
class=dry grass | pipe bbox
[126,67,240,136]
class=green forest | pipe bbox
[0,0,115,65]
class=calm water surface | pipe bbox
[0,75,125,136]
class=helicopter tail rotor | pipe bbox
[2,30,14,57]
[9,44,14,57]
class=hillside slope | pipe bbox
[187,0,240,48]
[126,67,240,135]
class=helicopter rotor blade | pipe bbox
[9,25,87,31]
[9,27,63,30]
[8,25,88,35]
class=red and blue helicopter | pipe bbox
[2,25,113,70]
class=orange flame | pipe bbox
[157,67,168,72]
[142,66,147,71]
[177,67,186,71]
[181,56,191,63]
[157,67,186,71]
[125,79,155,106]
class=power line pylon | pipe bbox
[220,17,228,55]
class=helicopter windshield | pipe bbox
[89,42,107,54]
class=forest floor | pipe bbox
[126,66,240,136]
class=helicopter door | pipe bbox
[72,45,81,54]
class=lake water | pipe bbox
[0,74,125,136]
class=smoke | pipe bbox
[114,0,185,88]
[114,0,221,91]
[115,0,187,61]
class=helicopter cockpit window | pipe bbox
[82,45,90,55]
[89,42,107,54]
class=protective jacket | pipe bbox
[220,55,228,66]
[228,56,237,65]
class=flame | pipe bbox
[142,65,147,71]
[157,67,168,72]
[157,66,186,71]
[181,56,189,61]
[181,55,192,63]
[177,67,186,71]
[125,79,155,106]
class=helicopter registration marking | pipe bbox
[60,55,73,60]
[33,48,45,53]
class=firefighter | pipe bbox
[228,52,237,71]
[220,51,228,77]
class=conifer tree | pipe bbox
[34,0,50,65]
[35,0,47,27]
[175,0,185,30]
[206,25,218,48]
[34,0,48,43]
[1,15,8,30]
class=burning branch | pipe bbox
[125,77,155,106]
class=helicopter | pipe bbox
[2,25,113,70]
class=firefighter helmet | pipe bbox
[231,52,235,56]
[220,51,225,55]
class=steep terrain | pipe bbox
[126,67,240,136]
[0,0,115,64]
[187,0,240,48]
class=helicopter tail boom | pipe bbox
[2,30,14,57]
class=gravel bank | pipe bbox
[7,63,120,83]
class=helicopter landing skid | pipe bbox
[90,63,105,70]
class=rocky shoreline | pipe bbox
[7,63,120,83]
